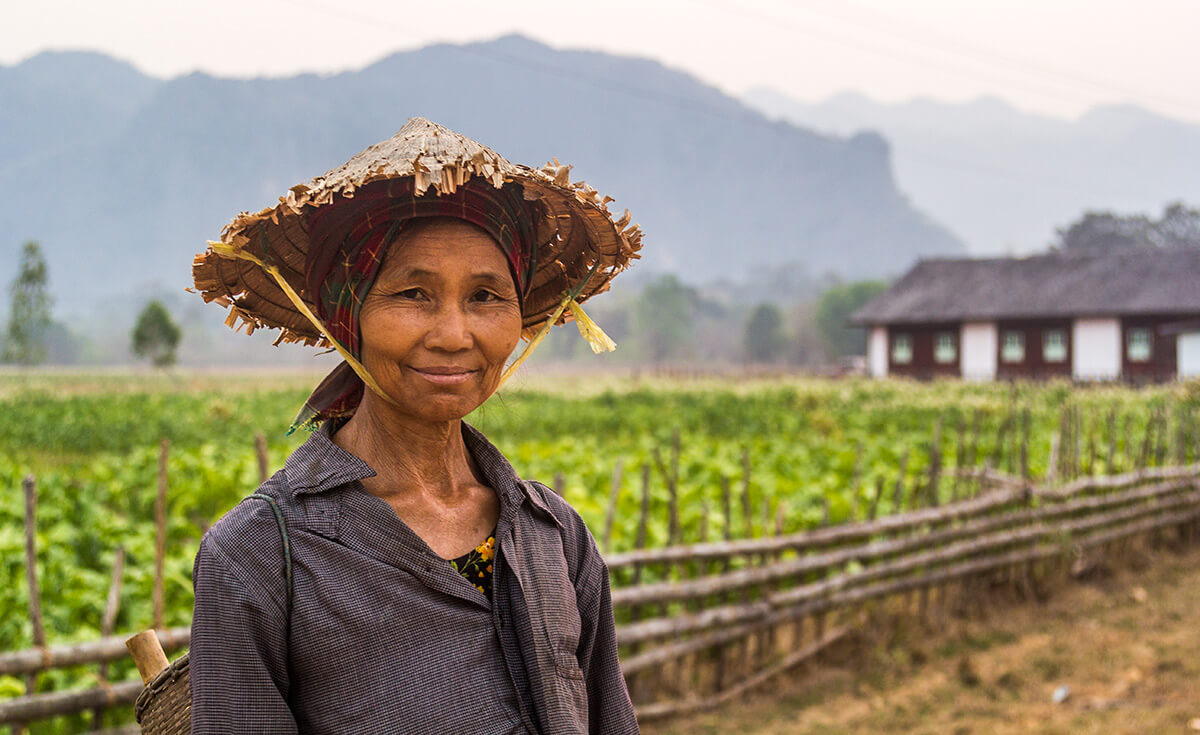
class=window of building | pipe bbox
[934,332,957,363]
[1043,329,1066,363]
[1001,330,1024,363]
[891,333,912,364]
[1127,327,1152,362]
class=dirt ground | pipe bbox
[642,540,1200,735]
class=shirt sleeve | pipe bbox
[573,525,640,734]
[190,531,298,735]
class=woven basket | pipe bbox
[132,651,191,735]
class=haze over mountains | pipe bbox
[744,89,1200,256]
[0,34,961,326]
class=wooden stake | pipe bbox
[868,476,883,521]
[953,416,967,502]
[927,418,943,507]
[1020,408,1031,481]
[741,449,753,539]
[92,546,125,729]
[255,432,269,484]
[154,438,169,630]
[22,475,44,728]
[893,449,909,511]
[602,460,623,555]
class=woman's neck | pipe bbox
[330,393,480,505]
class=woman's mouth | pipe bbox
[409,366,477,385]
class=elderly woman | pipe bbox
[188,119,643,734]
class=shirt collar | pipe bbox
[283,419,554,524]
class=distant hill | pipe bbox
[0,36,963,363]
[744,88,1200,256]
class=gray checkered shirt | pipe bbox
[189,419,638,734]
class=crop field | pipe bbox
[0,369,1197,732]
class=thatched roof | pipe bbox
[850,248,1200,326]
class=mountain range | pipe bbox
[0,35,963,345]
[743,89,1200,256]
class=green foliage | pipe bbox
[4,241,53,366]
[1054,201,1200,252]
[0,373,1194,733]
[814,280,888,357]
[743,303,786,362]
[131,300,182,367]
[634,275,697,363]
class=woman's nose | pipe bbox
[423,303,474,352]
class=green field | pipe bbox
[0,370,1196,733]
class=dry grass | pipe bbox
[643,537,1200,735]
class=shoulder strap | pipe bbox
[244,492,293,618]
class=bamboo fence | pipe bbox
[3,408,1199,731]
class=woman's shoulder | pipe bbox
[194,474,293,589]
[521,479,607,579]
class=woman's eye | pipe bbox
[472,289,499,302]
[395,288,424,299]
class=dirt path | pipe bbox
[642,542,1200,735]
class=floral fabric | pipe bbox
[449,525,498,600]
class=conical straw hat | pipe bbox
[191,117,643,347]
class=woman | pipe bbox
[188,118,643,734]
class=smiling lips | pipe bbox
[409,365,478,385]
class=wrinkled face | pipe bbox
[357,217,523,424]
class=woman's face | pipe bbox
[357,217,523,424]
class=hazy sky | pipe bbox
[7,0,1200,123]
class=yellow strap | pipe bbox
[566,298,616,354]
[208,241,401,408]
[497,293,571,388]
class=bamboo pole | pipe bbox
[125,631,169,685]
[613,479,1197,620]
[616,498,1200,646]
[0,627,191,678]
[602,465,1197,573]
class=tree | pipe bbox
[814,280,888,357]
[132,300,182,367]
[4,241,53,366]
[634,275,698,364]
[1052,202,1200,252]
[743,303,786,363]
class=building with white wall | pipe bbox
[849,249,1200,383]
